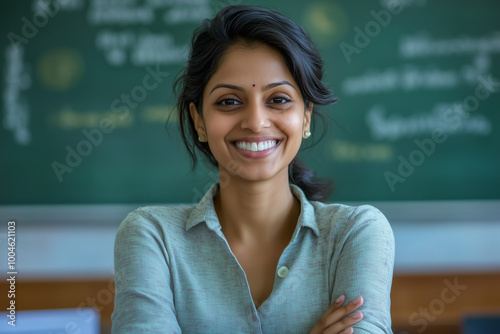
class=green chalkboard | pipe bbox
[1,0,499,205]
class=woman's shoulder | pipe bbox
[311,201,395,262]
[117,183,220,236]
[117,204,196,234]
[311,201,392,236]
[291,184,391,236]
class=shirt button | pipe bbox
[277,266,289,278]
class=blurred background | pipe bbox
[1,0,499,333]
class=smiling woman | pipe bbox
[112,5,395,334]
[191,42,312,183]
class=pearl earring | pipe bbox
[304,130,311,138]
[198,133,206,142]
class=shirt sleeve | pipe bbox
[331,205,395,333]
[112,209,182,333]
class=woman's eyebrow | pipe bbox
[209,81,296,96]
[264,81,296,92]
[209,84,243,95]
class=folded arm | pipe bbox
[112,209,182,333]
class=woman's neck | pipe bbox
[214,172,300,246]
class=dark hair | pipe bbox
[174,5,337,201]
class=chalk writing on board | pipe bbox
[366,103,492,141]
[400,32,500,58]
[131,32,187,66]
[330,140,393,162]
[341,55,491,96]
[342,66,458,95]
[89,0,214,66]
[3,46,31,145]
[88,0,155,25]
[48,107,134,130]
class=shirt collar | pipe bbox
[185,183,221,232]
[289,183,320,240]
[185,183,319,239]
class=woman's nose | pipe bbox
[240,101,271,132]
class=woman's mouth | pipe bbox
[234,140,277,152]
[231,138,282,159]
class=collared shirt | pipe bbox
[112,183,395,333]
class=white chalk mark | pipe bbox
[3,45,32,146]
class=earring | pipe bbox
[304,130,311,138]
[198,133,207,142]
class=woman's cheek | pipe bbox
[282,114,305,139]
[206,116,234,154]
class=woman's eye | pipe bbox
[269,96,291,104]
[217,99,241,106]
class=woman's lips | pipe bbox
[232,139,282,159]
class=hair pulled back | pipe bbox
[174,5,337,201]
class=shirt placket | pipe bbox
[214,228,264,334]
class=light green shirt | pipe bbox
[112,183,395,333]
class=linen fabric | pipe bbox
[112,183,395,333]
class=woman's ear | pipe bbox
[190,102,207,142]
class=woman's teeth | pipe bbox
[235,140,277,152]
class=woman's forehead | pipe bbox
[206,42,297,90]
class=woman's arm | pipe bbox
[331,205,395,333]
[308,205,394,334]
[112,209,182,333]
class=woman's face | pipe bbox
[190,42,311,182]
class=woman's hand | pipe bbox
[309,295,364,334]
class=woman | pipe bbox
[112,5,394,334]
